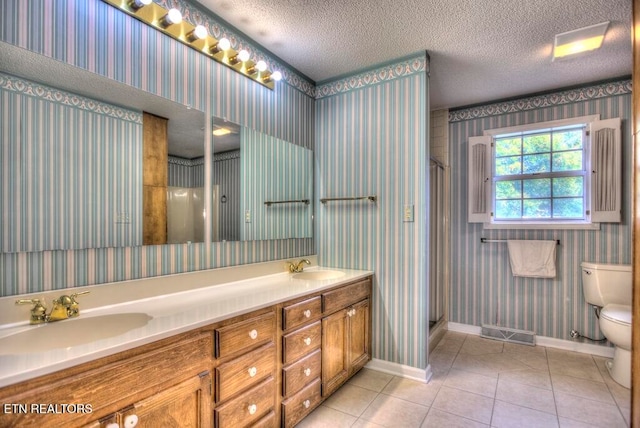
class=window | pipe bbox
[468,115,621,228]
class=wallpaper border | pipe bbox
[315,54,429,99]
[0,72,142,123]
[449,79,632,122]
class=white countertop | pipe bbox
[0,262,372,388]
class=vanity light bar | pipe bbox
[103,0,278,89]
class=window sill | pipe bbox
[483,222,600,230]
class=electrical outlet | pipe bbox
[116,212,130,224]
[245,210,251,223]
[403,204,414,222]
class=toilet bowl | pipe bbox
[598,304,632,388]
[581,262,632,388]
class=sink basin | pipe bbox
[293,270,345,281]
[0,313,152,355]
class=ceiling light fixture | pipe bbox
[102,0,281,89]
[213,127,231,136]
[552,21,609,60]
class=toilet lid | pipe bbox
[601,304,631,326]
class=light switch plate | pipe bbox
[245,210,251,223]
[403,205,414,222]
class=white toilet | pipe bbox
[581,261,632,388]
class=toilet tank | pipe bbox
[581,262,632,307]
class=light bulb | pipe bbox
[130,0,152,9]
[271,71,282,81]
[256,60,267,72]
[162,8,182,26]
[192,25,207,40]
[238,50,250,62]
[218,37,231,51]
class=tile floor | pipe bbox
[297,331,630,427]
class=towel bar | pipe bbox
[480,238,560,245]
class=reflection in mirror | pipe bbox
[0,41,207,251]
[212,118,242,242]
[240,128,313,241]
[211,117,313,241]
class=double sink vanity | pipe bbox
[0,259,373,427]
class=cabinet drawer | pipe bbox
[216,343,276,403]
[282,349,321,397]
[252,410,277,428]
[215,312,275,358]
[323,278,371,315]
[281,378,322,428]
[282,321,321,365]
[282,296,322,330]
[214,377,275,428]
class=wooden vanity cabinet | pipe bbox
[0,331,213,427]
[213,310,278,428]
[0,276,372,428]
[321,279,371,397]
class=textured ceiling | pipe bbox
[197,0,632,109]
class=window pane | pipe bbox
[552,150,582,172]
[553,198,583,218]
[523,178,550,198]
[523,134,550,154]
[496,180,521,199]
[523,154,550,174]
[495,137,521,156]
[553,130,582,151]
[496,200,521,218]
[523,199,551,218]
[495,156,521,176]
[553,177,583,197]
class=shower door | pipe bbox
[429,159,446,330]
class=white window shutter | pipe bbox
[468,135,492,223]
[590,118,621,223]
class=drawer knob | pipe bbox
[303,399,311,409]
[248,366,257,377]
[124,414,139,428]
[303,309,311,318]
[249,329,258,340]
[304,337,312,346]
[248,404,257,415]
[304,368,311,377]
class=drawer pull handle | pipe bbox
[124,414,139,428]
[303,399,311,409]
[304,368,311,377]
[249,329,258,340]
[248,366,257,377]
[304,337,312,346]
[303,309,311,318]
[248,404,257,415]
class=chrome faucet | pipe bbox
[16,291,90,324]
[289,259,311,273]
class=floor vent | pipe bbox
[480,324,536,346]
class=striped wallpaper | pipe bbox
[316,53,430,369]
[168,156,205,188]
[1,73,142,252]
[449,81,632,341]
[241,128,313,241]
[0,0,315,296]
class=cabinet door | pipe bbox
[348,299,370,374]
[321,309,348,396]
[120,372,212,428]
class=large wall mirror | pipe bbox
[0,41,312,253]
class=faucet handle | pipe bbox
[69,290,90,300]
[15,298,48,324]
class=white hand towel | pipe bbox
[507,240,556,278]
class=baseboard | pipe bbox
[447,322,615,358]
[365,358,430,383]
